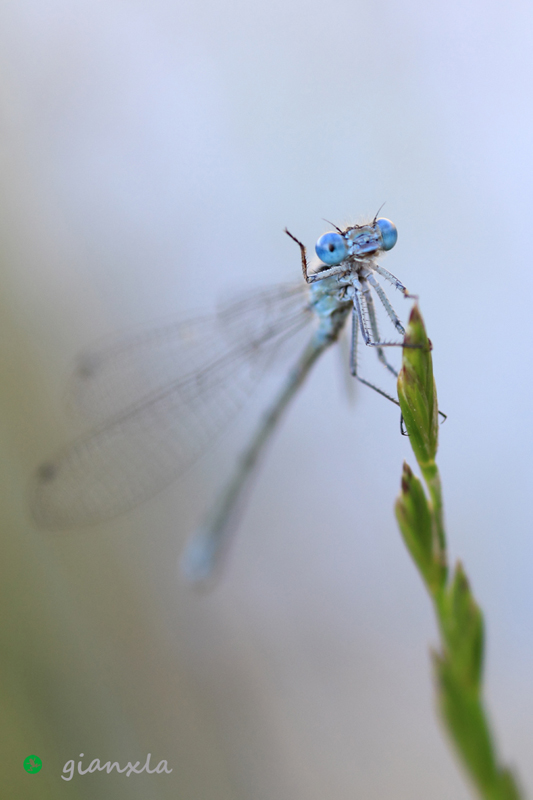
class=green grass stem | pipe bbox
[394,304,523,800]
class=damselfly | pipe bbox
[32,215,414,584]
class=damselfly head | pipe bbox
[345,218,398,257]
[315,218,398,265]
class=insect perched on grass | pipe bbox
[32,215,415,585]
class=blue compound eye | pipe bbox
[376,218,398,251]
[315,232,348,265]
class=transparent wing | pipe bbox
[31,283,312,528]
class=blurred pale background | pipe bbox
[1,0,532,798]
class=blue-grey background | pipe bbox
[1,1,531,798]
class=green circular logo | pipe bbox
[23,755,42,774]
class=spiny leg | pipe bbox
[349,304,401,408]
[306,264,347,284]
[360,278,399,377]
[362,274,445,421]
[353,286,371,345]
[350,304,359,375]
[354,286,405,351]
[374,263,417,300]
[285,229,347,284]
[284,228,310,283]
[365,272,405,336]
